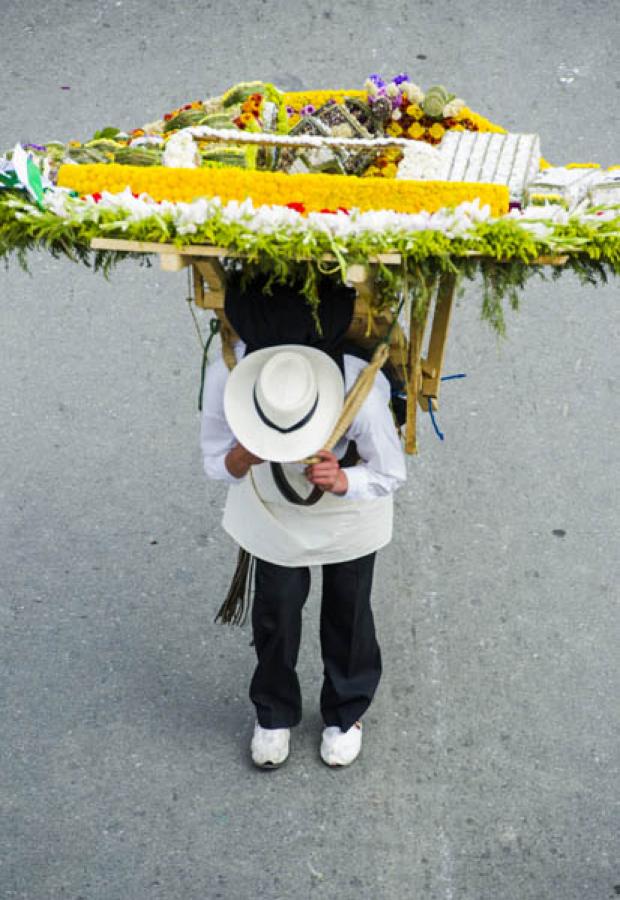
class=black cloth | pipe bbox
[225,272,407,425]
[249,553,381,730]
[224,271,356,374]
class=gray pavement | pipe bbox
[1,2,619,898]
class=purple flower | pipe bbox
[24,143,46,152]
[286,105,295,115]
[300,104,316,116]
[392,73,410,85]
[390,94,402,109]
[368,73,387,88]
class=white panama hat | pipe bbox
[223,345,345,463]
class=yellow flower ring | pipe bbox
[57,164,509,216]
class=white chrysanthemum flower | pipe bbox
[202,95,223,114]
[401,82,425,104]
[443,98,465,118]
[396,142,442,181]
[129,135,165,147]
[163,130,201,168]
[142,119,166,135]
[364,79,380,97]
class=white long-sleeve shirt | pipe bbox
[200,340,407,502]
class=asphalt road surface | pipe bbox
[1,2,618,898]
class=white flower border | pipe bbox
[39,184,620,245]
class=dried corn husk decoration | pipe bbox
[214,548,255,625]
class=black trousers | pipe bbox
[249,552,382,731]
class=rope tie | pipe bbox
[428,399,444,441]
[427,373,467,442]
[197,317,221,412]
[395,373,466,442]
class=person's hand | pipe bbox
[225,442,263,478]
[305,449,348,495]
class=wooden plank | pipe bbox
[90,238,240,257]
[420,272,458,406]
[90,237,569,268]
[159,254,190,272]
[192,264,205,308]
[193,259,226,311]
[532,254,569,266]
[405,293,432,455]
[215,311,239,371]
[90,237,401,266]
[346,264,370,284]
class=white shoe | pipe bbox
[320,720,363,767]
[250,721,290,768]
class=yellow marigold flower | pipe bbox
[406,104,423,120]
[386,122,403,137]
[382,163,398,179]
[407,122,425,140]
[457,107,506,134]
[57,163,509,216]
[429,123,446,140]
[282,89,364,112]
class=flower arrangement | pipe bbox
[56,162,510,216]
[364,73,486,146]
[1,72,619,333]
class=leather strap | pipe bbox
[270,441,360,507]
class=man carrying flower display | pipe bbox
[200,273,407,768]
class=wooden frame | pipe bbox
[90,237,568,454]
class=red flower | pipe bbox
[91,192,102,203]
[286,201,306,214]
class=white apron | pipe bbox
[222,455,393,567]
